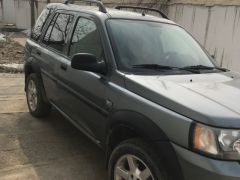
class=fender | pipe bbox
[107,110,168,142]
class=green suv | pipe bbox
[24,1,240,180]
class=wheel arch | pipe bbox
[106,110,169,146]
[24,57,42,88]
[24,57,48,103]
[105,110,184,180]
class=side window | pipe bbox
[31,8,52,41]
[43,13,58,43]
[69,18,103,60]
[43,13,74,52]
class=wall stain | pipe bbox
[214,47,218,61]
[204,7,211,46]
[174,5,177,21]
[237,7,240,26]
[232,7,238,40]
[220,49,225,67]
[191,6,196,30]
[175,4,184,22]
[224,6,228,23]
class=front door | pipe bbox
[56,16,108,143]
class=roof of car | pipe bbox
[46,3,175,24]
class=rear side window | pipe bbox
[69,18,103,60]
[43,13,74,52]
[31,8,51,41]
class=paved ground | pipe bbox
[0,73,107,180]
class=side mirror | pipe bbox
[211,54,215,59]
[71,53,107,75]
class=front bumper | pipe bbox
[172,143,240,180]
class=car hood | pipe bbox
[124,72,240,128]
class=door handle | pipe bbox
[36,51,41,56]
[60,64,67,71]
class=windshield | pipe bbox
[107,19,215,73]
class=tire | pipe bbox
[108,139,168,180]
[26,73,51,118]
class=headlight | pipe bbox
[191,123,240,160]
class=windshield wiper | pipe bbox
[132,64,200,74]
[214,67,229,72]
[132,64,228,74]
[181,65,229,72]
[181,65,215,70]
[132,64,176,70]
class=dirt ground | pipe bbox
[0,38,25,65]
[0,73,107,180]
[0,32,26,73]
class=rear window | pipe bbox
[31,8,52,41]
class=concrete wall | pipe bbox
[168,3,240,72]
[15,0,31,29]
[0,0,239,72]
[2,0,16,24]
[0,0,31,28]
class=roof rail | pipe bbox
[63,0,107,13]
[115,5,169,19]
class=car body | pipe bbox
[24,2,240,180]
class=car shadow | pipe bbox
[13,110,107,180]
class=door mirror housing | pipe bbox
[71,53,107,75]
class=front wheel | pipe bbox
[26,73,51,117]
[108,139,168,180]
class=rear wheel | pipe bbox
[108,139,168,180]
[26,73,51,117]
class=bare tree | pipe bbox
[30,0,35,28]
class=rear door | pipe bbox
[38,11,75,103]
[29,8,57,101]
[56,15,108,142]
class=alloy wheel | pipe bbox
[114,154,154,180]
[27,79,38,111]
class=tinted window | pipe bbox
[31,8,52,41]
[43,13,74,52]
[69,18,103,60]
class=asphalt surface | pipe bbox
[0,73,107,180]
